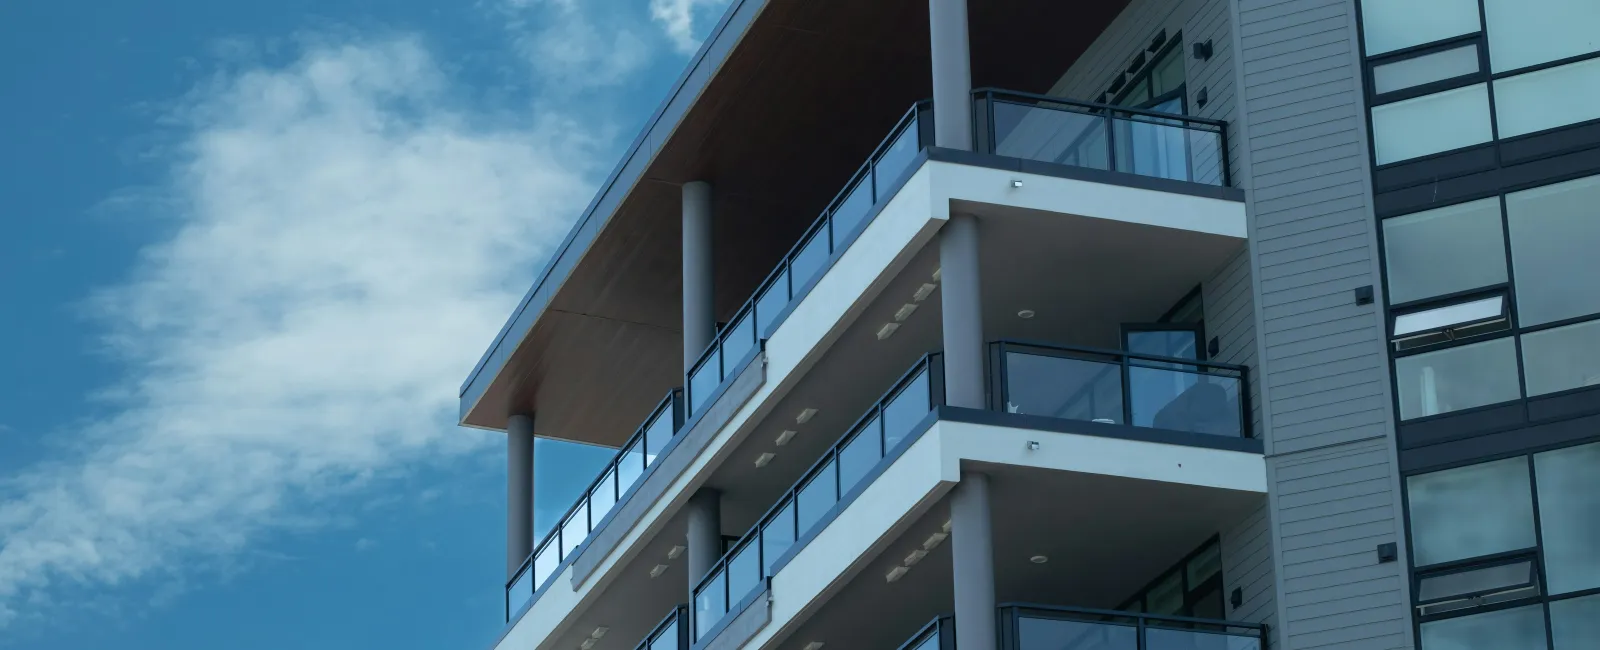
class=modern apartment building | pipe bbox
[458,0,1600,648]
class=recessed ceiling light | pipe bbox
[755,452,776,468]
[877,322,901,340]
[667,545,685,560]
[775,429,797,446]
[894,303,919,322]
[922,532,948,550]
[803,642,825,650]
[592,627,609,639]
[1017,309,1036,319]
[886,566,909,583]
[904,549,928,566]
[1030,555,1049,564]
[796,408,818,424]
[650,564,669,578]
[913,283,938,302]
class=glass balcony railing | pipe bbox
[684,102,934,416]
[990,341,1250,438]
[1001,605,1267,650]
[973,88,1231,187]
[634,606,689,650]
[900,617,957,650]
[504,390,684,620]
[690,354,945,642]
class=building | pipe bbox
[457,0,1600,648]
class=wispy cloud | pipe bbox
[0,34,604,625]
[500,0,653,87]
[648,0,732,53]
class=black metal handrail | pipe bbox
[898,616,957,650]
[972,87,1231,187]
[998,604,1268,650]
[504,389,684,620]
[684,100,934,415]
[689,353,946,643]
[634,605,689,650]
[990,340,1251,439]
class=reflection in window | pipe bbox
[1373,45,1481,95]
[1534,443,1600,594]
[1494,57,1600,138]
[1381,198,1507,305]
[1371,84,1494,165]
[1507,173,1600,326]
[1360,0,1481,55]
[1521,320,1600,397]
[1407,457,1536,566]
[1419,604,1546,650]
[1482,0,1600,72]
[1551,594,1600,650]
[1394,338,1521,419]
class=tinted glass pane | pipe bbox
[1004,352,1124,423]
[1418,604,1545,650]
[650,619,680,650]
[1381,198,1508,305]
[1127,330,1199,359]
[1153,47,1185,95]
[1417,560,1534,601]
[588,470,617,527]
[1147,628,1261,650]
[1483,0,1600,72]
[1394,337,1520,419]
[727,540,762,605]
[508,565,534,616]
[1361,0,1481,56]
[721,311,756,371]
[1147,572,1184,615]
[1190,587,1225,621]
[644,405,675,466]
[1522,320,1600,397]
[1495,57,1600,138]
[882,369,931,449]
[688,347,722,414]
[1373,45,1481,94]
[911,630,941,650]
[1371,84,1493,165]
[1394,297,1506,339]
[617,438,645,494]
[1187,127,1225,186]
[1188,542,1223,586]
[874,117,921,192]
[1407,457,1536,566]
[1535,442,1600,594]
[991,101,1109,170]
[790,225,830,291]
[830,175,874,243]
[761,502,796,574]
[1114,111,1191,181]
[561,508,588,558]
[1017,617,1137,650]
[837,418,882,496]
[693,569,726,641]
[754,270,790,338]
[533,541,559,588]
[1507,174,1600,326]
[1551,593,1600,650]
[796,460,838,533]
[1132,368,1241,436]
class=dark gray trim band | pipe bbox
[924,147,1247,203]
[935,406,1266,455]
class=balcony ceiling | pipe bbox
[464,0,1134,441]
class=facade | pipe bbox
[458,0,1600,649]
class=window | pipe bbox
[1481,0,1600,72]
[1521,320,1600,397]
[1494,57,1600,138]
[1406,457,1535,566]
[1506,175,1600,326]
[1371,84,1494,165]
[1360,0,1481,56]
[1394,338,1522,419]
[1381,198,1508,305]
[1392,296,1509,350]
[1550,595,1600,650]
[1373,44,1482,95]
[1116,537,1225,618]
[1419,604,1547,650]
[1533,443,1600,594]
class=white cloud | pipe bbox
[648,0,731,53]
[501,0,653,87]
[0,35,604,625]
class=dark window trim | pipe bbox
[1413,552,1540,608]
[1113,535,1224,616]
[1365,34,1489,106]
[1388,289,1513,355]
[1109,31,1187,113]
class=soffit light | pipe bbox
[775,429,797,446]
[667,545,685,560]
[755,452,776,468]
[803,642,825,650]
[1030,555,1049,564]
[1017,309,1036,319]
[796,408,818,424]
[894,303,919,322]
[877,322,901,340]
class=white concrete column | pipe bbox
[507,414,536,579]
[685,487,723,593]
[940,214,985,408]
[929,0,973,150]
[683,181,716,373]
[951,472,997,650]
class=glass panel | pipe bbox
[1406,457,1536,566]
[618,438,645,494]
[911,630,941,650]
[1507,174,1600,326]
[650,619,680,650]
[1190,587,1226,621]
[1188,542,1223,586]
[991,101,1110,170]
[533,540,559,588]
[721,311,756,373]
[1373,45,1482,94]
[1393,297,1505,338]
[1147,627,1261,650]
[1418,604,1545,650]
[795,460,838,533]
[561,508,589,558]
[1551,593,1600,650]
[508,566,534,615]
[1003,352,1124,424]
[644,406,675,466]
[693,569,727,641]
[1186,127,1225,186]
[1147,573,1184,615]
[1495,57,1600,138]
[882,369,931,449]
[1361,0,1481,56]
[837,417,882,496]
[1483,0,1600,72]
[588,470,617,527]
[1120,79,1151,106]
[830,174,874,243]
[727,540,762,605]
[1371,84,1493,165]
[1417,560,1535,602]
[761,502,796,574]
[1115,108,1191,182]
[1522,320,1600,396]
[1132,367,1242,436]
[1394,337,1521,419]
[874,117,921,192]
[688,347,722,414]
[1017,616,1137,650]
[1153,47,1186,96]
[1127,330,1199,360]
[754,270,790,338]
[1382,198,1508,305]
[1534,442,1600,594]
[789,225,830,291]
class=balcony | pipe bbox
[634,606,689,650]
[999,605,1267,650]
[899,617,956,650]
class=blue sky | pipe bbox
[0,0,727,648]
